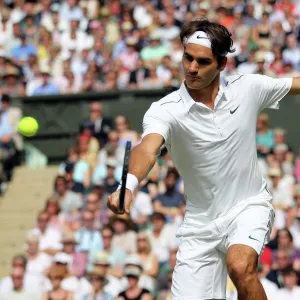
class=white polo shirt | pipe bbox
[143,74,292,226]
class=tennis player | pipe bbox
[108,19,300,300]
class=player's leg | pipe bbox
[225,200,274,300]
[227,244,267,300]
[172,222,227,300]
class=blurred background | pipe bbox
[0,0,299,299]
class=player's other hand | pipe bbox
[107,189,133,215]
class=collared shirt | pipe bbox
[142,74,292,226]
[32,83,59,95]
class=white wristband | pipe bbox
[117,173,139,194]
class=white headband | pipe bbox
[183,31,211,49]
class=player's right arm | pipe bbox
[107,133,164,214]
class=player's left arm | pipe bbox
[287,77,300,95]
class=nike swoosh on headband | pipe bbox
[184,31,212,49]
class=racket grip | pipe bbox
[118,196,125,214]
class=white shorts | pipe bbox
[172,197,275,300]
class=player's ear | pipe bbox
[218,57,227,71]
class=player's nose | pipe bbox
[188,61,199,73]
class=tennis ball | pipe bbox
[18,117,39,137]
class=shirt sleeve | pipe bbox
[142,102,173,145]
[253,75,293,111]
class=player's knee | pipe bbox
[228,260,256,287]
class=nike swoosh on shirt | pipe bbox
[230,105,240,114]
[249,235,260,242]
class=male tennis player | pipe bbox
[108,19,300,300]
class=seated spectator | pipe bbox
[274,267,300,299]
[139,66,164,90]
[153,169,184,223]
[103,158,120,194]
[0,267,40,300]
[27,211,62,255]
[11,34,36,66]
[267,249,292,288]
[115,115,138,148]
[117,258,152,300]
[0,94,23,163]
[75,210,103,271]
[60,231,87,278]
[136,232,159,293]
[128,58,150,89]
[256,113,274,158]
[157,270,172,300]
[82,268,114,300]
[43,196,66,232]
[97,130,124,166]
[110,214,137,254]
[156,55,172,84]
[32,66,60,95]
[79,120,100,157]
[78,133,97,171]
[130,187,153,229]
[25,234,52,279]
[146,212,177,265]
[50,253,80,294]
[119,38,139,72]
[1,68,25,96]
[92,251,124,297]
[54,175,83,215]
[101,225,127,271]
[64,163,85,195]
[42,266,73,300]
[0,256,43,294]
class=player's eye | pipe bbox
[184,53,193,62]
[197,59,211,65]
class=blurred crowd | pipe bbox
[0,0,299,299]
[0,0,298,97]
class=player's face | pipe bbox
[182,43,226,90]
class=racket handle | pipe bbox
[118,195,125,214]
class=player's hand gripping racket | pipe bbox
[118,141,132,214]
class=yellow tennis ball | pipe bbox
[18,117,39,137]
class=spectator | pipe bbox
[111,214,137,254]
[139,65,164,89]
[283,34,300,71]
[54,175,82,215]
[274,267,300,299]
[75,210,103,270]
[11,34,36,66]
[157,270,172,300]
[117,257,152,300]
[83,102,114,147]
[1,67,25,96]
[128,58,150,89]
[64,163,85,195]
[146,212,177,265]
[103,158,120,194]
[153,169,185,222]
[42,266,73,300]
[43,196,65,232]
[115,115,138,148]
[25,234,52,279]
[32,66,60,95]
[0,267,40,300]
[136,232,159,293]
[130,187,153,229]
[267,249,292,288]
[119,38,139,72]
[256,112,274,158]
[82,268,114,300]
[27,211,62,255]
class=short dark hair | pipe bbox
[1,94,11,103]
[281,266,298,277]
[12,255,27,268]
[180,19,235,66]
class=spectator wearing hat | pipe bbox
[0,267,40,300]
[146,212,177,265]
[111,214,137,254]
[273,267,300,299]
[254,52,276,77]
[53,175,83,215]
[118,254,152,300]
[153,169,185,223]
[82,268,114,300]
[103,158,120,194]
[60,231,87,278]
[75,210,103,270]
[25,234,52,279]
[91,251,123,297]
[273,143,294,176]
[27,211,63,256]
[50,252,80,294]
[140,31,169,63]
[119,37,139,72]
[42,266,73,300]
[1,67,25,97]
[32,66,60,95]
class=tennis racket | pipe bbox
[118,141,132,214]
